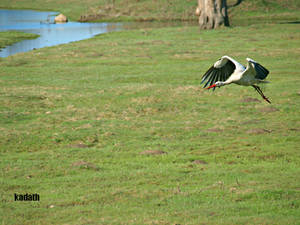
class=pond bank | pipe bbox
[0,9,123,57]
[0,9,198,57]
[0,31,39,49]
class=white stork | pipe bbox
[201,56,271,103]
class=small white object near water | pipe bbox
[54,13,68,23]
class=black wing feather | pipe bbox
[213,70,222,91]
[209,70,218,86]
[204,72,216,88]
[213,71,221,91]
[201,59,236,89]
[252,62,269,80]
[220,70,225,84]
[201,66,214,84]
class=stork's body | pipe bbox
[201,56,271,103]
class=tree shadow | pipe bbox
[279,21,300,24]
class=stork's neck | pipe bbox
[220,80,232,86]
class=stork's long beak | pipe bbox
[205,84,216,89]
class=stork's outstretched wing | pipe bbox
[201,56,236,90]
[246,58,269,80]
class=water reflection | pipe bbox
[0,9,122,57]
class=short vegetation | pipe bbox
[0,0,300,224]
[0,31,38,49]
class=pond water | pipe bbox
[0,9,197,58]
[0,9,122,57]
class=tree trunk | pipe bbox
[196,0,229,29]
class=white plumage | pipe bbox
[201,56,271,103]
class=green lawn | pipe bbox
[1,21,300,224]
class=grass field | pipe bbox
[1,22,300,224]
[1,0,300,224]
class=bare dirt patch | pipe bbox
[259,107,279,113]
[246,128,271,134]
[68,143,90,148]
[140,150,167,155]
[71,161,99,170]
[241,97,260,103]
[206,128,223,133]
[192,160,208,165]
[242,119,261,125]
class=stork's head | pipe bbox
[215,81,225,87]
[205,81,225,89]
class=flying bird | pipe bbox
[201,56,271,103]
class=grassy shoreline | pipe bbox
[1,22,300,224]
[0,31,39,49]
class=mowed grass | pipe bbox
[1,23,300,224]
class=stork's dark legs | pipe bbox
[252,85,271,104]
